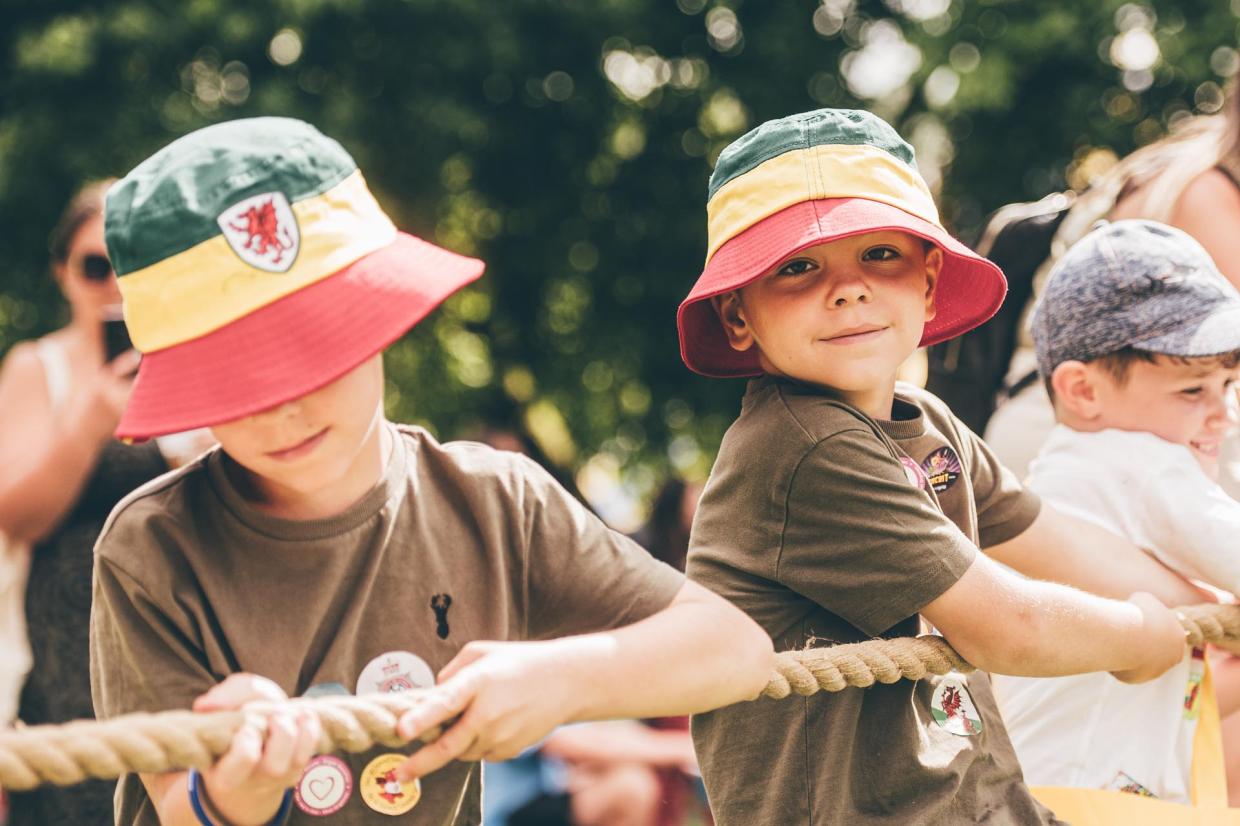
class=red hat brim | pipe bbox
[116,232,484,440]
[678,198,1007,378]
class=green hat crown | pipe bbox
[105,117,357,276]
[707,108,918,203]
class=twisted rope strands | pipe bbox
[763,634,973,700]
[0,694,440,792]
[2,603,1239,790]
[1179,603,1240,652]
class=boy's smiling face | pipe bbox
[713,230,941,417]
[210,354,388,518]
[1053,354,1240,478]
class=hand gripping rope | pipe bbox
[1,602,1237,790]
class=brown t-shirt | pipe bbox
[687,377,1059,826]
[90,423,684,825]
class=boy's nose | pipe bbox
[828,276,871,307]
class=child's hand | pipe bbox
[192,674,321,825]
[1109,592,1188,684]
[392,640,578,781]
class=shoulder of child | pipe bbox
[1052,427,1201,472]
[748,377,880,445]
[95,447,215,565]
[393,423,559,496]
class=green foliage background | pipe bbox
[3,0,1238,510]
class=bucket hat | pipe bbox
[107,117,484,439]
[677,108,1006,377]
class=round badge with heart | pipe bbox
[294,755,353,816]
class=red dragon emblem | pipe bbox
[375,769,404,803]
[229,198,294,265]
[940,685,976,735]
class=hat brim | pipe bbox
[677,198,1007,378]
[116,231,484,440]
[1133,303,1240,361]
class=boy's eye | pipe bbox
[863,246,901,261]
[1180,386,1204,396]
[775,259,816,277]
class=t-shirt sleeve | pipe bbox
[775,429,977,637]
[90,515,216,720]
[1141,454,1240,595]
[516,457,685,641]
[959,420,1042,548]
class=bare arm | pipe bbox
[393,579,773,779]
[0,343,120,544]
[984,503,1208,607]
[1168,168,1240,292]
[922,552,1184,679]
[542,721,696,770]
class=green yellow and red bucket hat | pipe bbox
[106,117,484,440]
[677,108,1006,378]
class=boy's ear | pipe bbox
[922,245,943,322]
[1050,361,1104,420]
[711,291,755,352]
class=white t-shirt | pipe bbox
[994,425,1240,802]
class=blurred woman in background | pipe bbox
[982,82,1240,804]
[0,181,169,824]
[985,81,1240,495]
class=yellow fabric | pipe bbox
[118,170,396,353]
[704,143,940,264]
[1031,657,1239,823]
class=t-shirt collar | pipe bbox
[205,420,408,540]
[744,375,928,438]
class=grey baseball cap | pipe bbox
[1032,219,1240,377]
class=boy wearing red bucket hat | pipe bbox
[678,109,1196,824]
[88,117,774,826]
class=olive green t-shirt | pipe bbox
[90,423,684,825]
[687,377,1060,826]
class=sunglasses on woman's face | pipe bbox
[80,253,114,282]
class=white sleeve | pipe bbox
[1142,455,1240,596]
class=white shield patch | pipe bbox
[216,191,300,272]
[931,675,984,736]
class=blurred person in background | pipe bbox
[982,81,1240,804]
[985,79,1240,497]
[0,181,208,824]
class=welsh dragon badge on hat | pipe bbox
[105,117,485,440]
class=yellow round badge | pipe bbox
[360,753,421,816]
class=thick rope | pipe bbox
[763,634,973,700]
[0,694,441,792]
[2,603,1238,790]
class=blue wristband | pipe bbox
[187,768,294,826]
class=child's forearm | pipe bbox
[986,505,1208,607]
[147,770,286,826]
[553,581,774,723]
[923,554,1185,680]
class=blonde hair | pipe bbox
[1109,85,1240,221]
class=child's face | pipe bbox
[210,354,386,508]
[1085,357,1239,478]
[713,231,941,415]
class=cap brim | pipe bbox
[1133,303,1240,360]
[116,232,484,440]
[677,198,1007,378]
